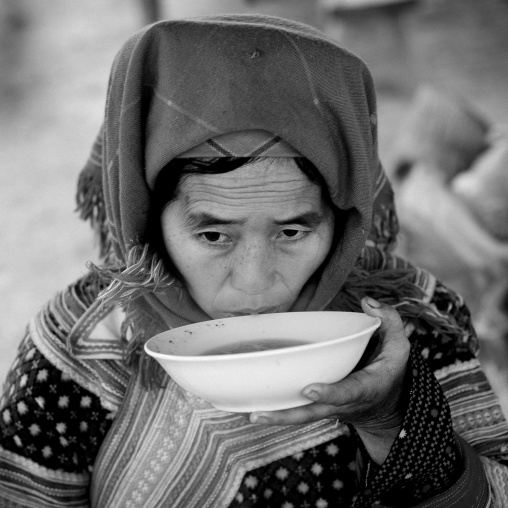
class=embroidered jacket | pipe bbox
[1,272,508,507]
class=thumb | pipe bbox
[360,297,408,351]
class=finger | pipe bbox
[404,321,416,338]
[361,297,410,358]
[249,403,338,426]
[303,370,367,407]
[361,297,404,340]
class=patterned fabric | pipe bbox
[353,345,460,507]
[175,130,302,158]
[2,276,508,507]
[366,162,399,253]
[229,342,461,508]
[0,335,113,473]
[29,273,130,413]
[230,433,359,507]
[88,371,342,508]
[481,456,508,505]
[0,345,460,507]
[0,337,100,507]
[0,449,90,508]
[0,274,127,507]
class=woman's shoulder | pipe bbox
[352,248,478,366]
[0,331,115,472]
[410,278,479,368]
[27,272,131,413]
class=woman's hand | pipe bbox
[249,297,412,464]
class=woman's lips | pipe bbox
[224,307,279,317]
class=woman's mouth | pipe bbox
[224,307,280,317]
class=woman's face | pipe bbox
[161,158,335,319]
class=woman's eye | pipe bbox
[200,232,229,243]
[280,229,306,240]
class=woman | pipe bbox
[1,15,508,507]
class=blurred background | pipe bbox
[1,0,508,410]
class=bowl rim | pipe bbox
[144,312,381,363]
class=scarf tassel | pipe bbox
[337,267,463,340]
[76,164,112,258]
[90,245,174,387]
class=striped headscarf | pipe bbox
[174,129,302,158]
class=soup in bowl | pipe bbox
[144,311,381,412]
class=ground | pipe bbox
[1,0,508,410]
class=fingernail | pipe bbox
[365,297,381,308]
[303,389,320,401]
[250,414,269,424]
[404,323,416,337]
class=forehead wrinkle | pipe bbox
[180,179,323,216]
[176,158,325,216]
[185,189,316,207]
[178,158,316,192]
[180,174,312,193]
[179,175,321,202]
[184,196,322,216]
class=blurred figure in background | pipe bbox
[391,85,508,414]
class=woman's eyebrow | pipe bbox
[184,211,325,228]
[275,212,325,227]
[184,212,243,228]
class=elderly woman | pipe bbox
[1,15,508,508]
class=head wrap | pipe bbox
[175,129,302,158]
[75,15,436,381]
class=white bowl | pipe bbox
[144,311,381,412]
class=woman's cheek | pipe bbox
[181,244,228,290]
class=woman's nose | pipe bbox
[230,241,275,295]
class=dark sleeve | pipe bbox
[1,332,114,486]
[353,344,471,507]
[353,281,508,507]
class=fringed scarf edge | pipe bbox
[336,266,462,340]
[88,245,175,388]
[75,163,113,259]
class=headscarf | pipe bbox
[74,15,457,383]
